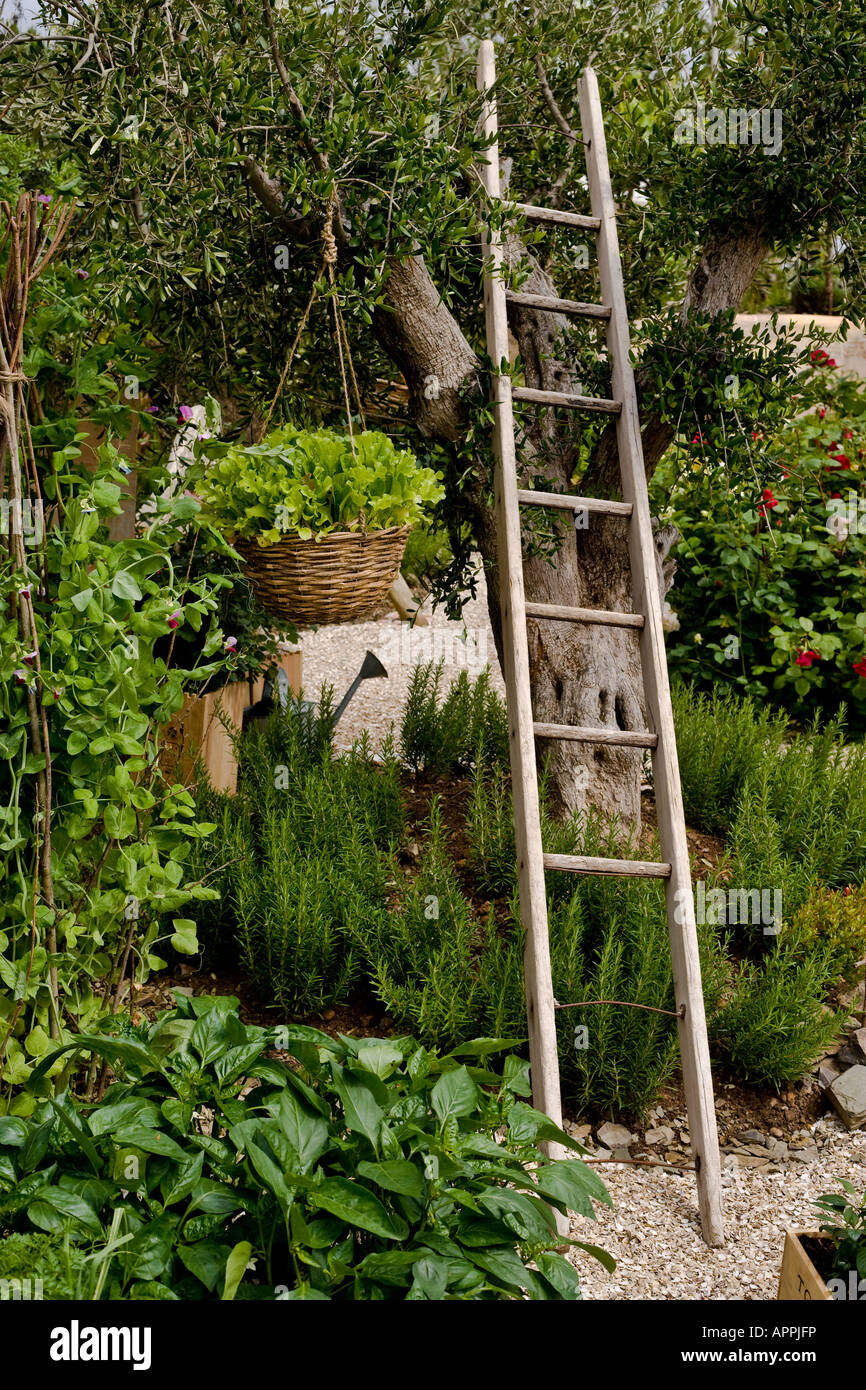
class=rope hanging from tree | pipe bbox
[262,191,367,447]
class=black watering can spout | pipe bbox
[333,650,388,727]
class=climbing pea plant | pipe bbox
[0,436,230,1110]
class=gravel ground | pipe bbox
[566,1114,866,1300]
[296,567,504,753]
[297,569,866,1301]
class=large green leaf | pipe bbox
[331,1064,384,1149]
[409,1254,449,1300]
[87,1097,162,1137]
[309,1178,408,1240]
[531,1160,613,1220]
[110,1127,188,1162]
[162,1152,205,1207]
[178,1239,230,1293]
[506,1102,586,1153]
[244,1133,296,1213]
[535,1251,584,1299]
[352,1041,404,1080]
[355,1249,422,1286]
[272,1089,329,1172]
[468,1246,545,1299]
[31,1036,160,1085]
[214,1041,268,1087]
[27,1185,102,1236]
[431,1066,480,1125]
[478,1188,556,1243]
[570,1240,617,1274]
[110,569,143,602]
[123,1218,175,1282]
[356,1159,425,1199]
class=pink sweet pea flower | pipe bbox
[224,636,238,652]
[177,405,194,422]
[167,609,182,629]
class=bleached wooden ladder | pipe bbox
[476,41,724,1248]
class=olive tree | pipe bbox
[4,0,865,826]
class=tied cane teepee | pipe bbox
[0,193,75,1041]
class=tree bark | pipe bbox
[371,254,478,442]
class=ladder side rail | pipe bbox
[476,40,565,1149]
[578,65,725,1248]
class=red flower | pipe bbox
[795,650,820,668]
[829,453,851,469]
[818,408,826,420]
[811,349,837,368]
[853,657,866,680]
[758,488,778,518]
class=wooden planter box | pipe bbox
[161,647,302,794]
[777,1230,834,1301]
[77,413,140,542]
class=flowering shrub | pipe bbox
[655,364,866,728]
[197,426,445,546]
[791,883,866,977]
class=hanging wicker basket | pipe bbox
[235,525,410,626]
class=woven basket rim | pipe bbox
[233,523,411,547]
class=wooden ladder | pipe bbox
[476,41,724,1248]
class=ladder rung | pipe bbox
[515,202,601,232]
[516,489,633,518]
[525,601,644,630]
[533,723,658,749]
[543,853,672,879]
[506,290,610,321]
[512,385,621,414]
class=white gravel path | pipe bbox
[567,1114,866,1300]
[296,567,504,753]
[296,565,866,1301]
